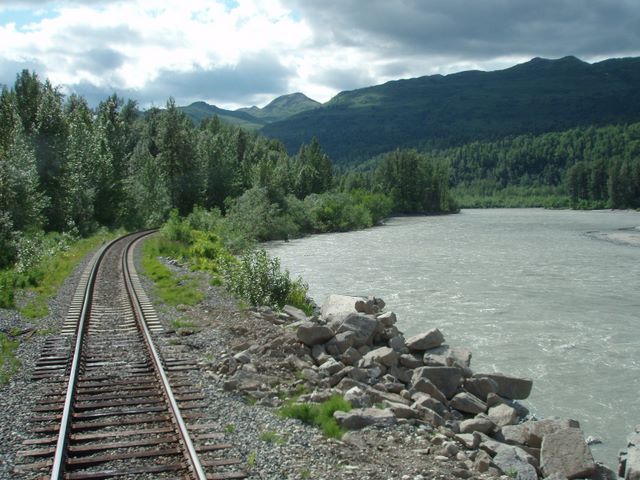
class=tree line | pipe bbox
[0,70,456,269]
[421,123,640,209]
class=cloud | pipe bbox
[1,0,640,108]
[285,0,640,63]
[69,53,293,107]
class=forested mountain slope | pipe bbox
[261,56,640,164]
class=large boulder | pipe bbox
[334,408,396,430]
[459,415,495,435]
[283,304,309,322]
[411,378,448,404]
[621,425,640,480]
[321,294,363,322]
[487,403,519,427]
[464,376,499,401]
[481,373,533,400]
[406,328,445,351]
[355,297,385,314]
[423,345,472,368]
[362,346,398,367]
[541,428,596,479]
[493,446,538,480]
[412,366,463,399]
[526,417,580,448]
[449,392,487,415]
[334,313,379,347]
[296,322,334,346]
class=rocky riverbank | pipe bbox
[217,292,626,480]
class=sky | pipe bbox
[0,0,639,110]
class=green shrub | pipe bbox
[224,248,308,309]
[279,395,351,439]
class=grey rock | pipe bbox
[400,353,424,369]
[463,376,499,401]
[406,328,445,351]
[411,393,448,417]
[318,357,344,375]
[541,427,596,479]
[412,366,463,399]
[473,450,493,473]
[456,433,480,449]
[344,386,373,408]
[334,407,396,430]
[499,423,531,446]
[493,446,538,480]
[459,415,495,435]
[384,401,420,419]
[450,392,487,415]
[411,378,448,404]
[335,313,379,347]
[355,297,383,315]
[423,345,472,368]
[482,372,533,400]
[283,304,309,322]
[527,418,580,448]
[362,346,399,367]
[487,403,519,427]
[388,334,406,352]
[320,294,361,322]
[296,322,334,346]
[377,311,397,327]
[387,365,412,384]
[340,346,362,366]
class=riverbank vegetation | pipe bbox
[437,123,640,209]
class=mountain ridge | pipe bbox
[261,56,640,164]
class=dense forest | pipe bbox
[0,70,455,271]
[438,123,640,209]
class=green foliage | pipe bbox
[0,332,20,385]
[141,237,204,306]
[259,430,287,445]
[279,395,352,439]
[224,248,309,310]
[2,230,116,317]
[375,149,457,213]
[303,192,373,232]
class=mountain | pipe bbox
[179,101,264,130]
[238,92,321,123]
[260,56,640,164]
[180,93,321,129]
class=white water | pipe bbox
[267,209,640,465]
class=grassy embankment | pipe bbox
[0,229,121,385]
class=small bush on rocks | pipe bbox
[279,395,352,439]
[224,248,310,311]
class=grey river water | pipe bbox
[267,208,640,466]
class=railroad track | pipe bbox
[15,231,246,480]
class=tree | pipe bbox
[0,88,46,266]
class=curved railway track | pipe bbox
[15,231,246,480]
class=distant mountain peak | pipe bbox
[237,92,320,122]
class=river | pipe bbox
[266,208,640,466]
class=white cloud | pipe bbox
[1,0,639,108]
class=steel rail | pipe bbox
[49,234,128,479]
[123,233,208,480]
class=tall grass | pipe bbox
[279,395,352,439]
